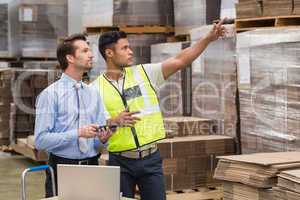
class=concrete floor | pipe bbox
[0,152,45,200]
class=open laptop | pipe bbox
[57,164,120,200]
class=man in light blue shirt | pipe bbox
[34,34,112,197]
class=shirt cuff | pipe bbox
[65,129,78,142]
[94,137,108,149]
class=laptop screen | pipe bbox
[57,164,120,200]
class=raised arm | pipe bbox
[161,19,226,80]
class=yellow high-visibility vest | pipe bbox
[95,64,166,152]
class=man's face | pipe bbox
[109,38,134,67]
[72,40,93,71]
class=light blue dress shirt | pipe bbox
[34,73,106,159]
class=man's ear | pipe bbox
[105,49,113,59]
[66,54,74,64]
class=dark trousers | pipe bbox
[45,153,99,198]
[108,150,166,200]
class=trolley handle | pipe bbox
[21,164,56,200]
[27,165,50,172]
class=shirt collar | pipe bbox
[61,73,84,88]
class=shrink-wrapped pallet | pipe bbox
[83,0,174,28]
[87,34,106,81]
[9,0,68,58]
[220,0,238,19]
[0,0,16,57]
[151,42,190,116]
[0,67,12,145]
[237,27,300,153]
[173,0,220,35]
[190,25,237,137]
[10,68,60,142]
[128,34,167,65]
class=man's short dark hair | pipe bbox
[98,31,127,60]
[57,33,87,71]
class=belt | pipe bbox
[49,153,100,165]
[113,146,158,159]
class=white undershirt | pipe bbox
[105,63,164,93]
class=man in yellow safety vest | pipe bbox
[92,20,226,200]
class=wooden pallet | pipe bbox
[134,187,222,200]
[0,144,12,152]
[0,57,17,61]
[166,187,222,200]
[85,25,174,34]
[167,34,191,42]
[17,57,57,61]
[85,26,119,34]
[235,15,300,32]
[11,138,48,162]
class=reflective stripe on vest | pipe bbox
[96,64,166,152]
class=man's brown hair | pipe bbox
[57,33,87,71]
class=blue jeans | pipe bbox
[109,150,166,200]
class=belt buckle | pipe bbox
[137,148,144,159]
[79,159,89,165]
[140,148,152,159]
